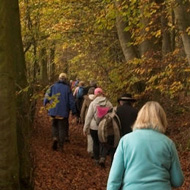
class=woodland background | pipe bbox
[0,0,190,189]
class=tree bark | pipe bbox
[12,1,33,189]
[161,4,172,55]
[0,0,20,189]
[174,0,190,65]
[139,0,162,57]
[1,0,32,189]
[49,45,56,82]
[171,10,176,51]
[33,40,39,81]
[40,47,48,85]
[115,1,138,61]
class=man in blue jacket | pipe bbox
[44,73,76,152]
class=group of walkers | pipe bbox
[43,73,184,190]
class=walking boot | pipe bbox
[59,144,64,153]
[52,139,58,151]
[99,157,106,168]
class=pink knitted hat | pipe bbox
[94,88,103,95]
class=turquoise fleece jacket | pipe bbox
[107,129,184,190]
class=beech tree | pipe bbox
[0,0,32,189]
[0,0,20,189]
[115,0,138,60]
[115,0,190,63]
[174,0,190,64]
[18,0,190,103]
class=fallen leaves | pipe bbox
[31,101,190,190]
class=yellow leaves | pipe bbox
[39,106,46,114]
[134,68,146,75]
[62,43,68,50]
[148,75,158,84]
[16,86,30,95]
[155,29,161,38]
[184,68,190,73]
[170,81,183,93]
[186,27,190,35]
[145,27,150,32]
[51,19,74,33]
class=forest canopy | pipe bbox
[19,0,190,108]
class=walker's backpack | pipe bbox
[95,105,110,124]
[76,86,84,99]
[98,108,121,148]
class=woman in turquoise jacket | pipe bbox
[107,101,184,190]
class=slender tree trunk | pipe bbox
[174,0,190,65]
[40,47,48,85]
[171,10,176,51]
[49,46,56,82]
[33,40,39,81]
[0,0,20,189]
[161,4,172,55]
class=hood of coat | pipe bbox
[83,94,95,101]
[88,94,95,100]
[93,96,108,106]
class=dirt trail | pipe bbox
[31,102,111,190]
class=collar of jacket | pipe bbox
[58,80,68,86]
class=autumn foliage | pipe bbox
[18,0,190,189]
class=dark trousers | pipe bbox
[64,117,69,139]
[76,98,84,118]
[52,118,68,147]
[90,129,108,160]
[106,135,116,163]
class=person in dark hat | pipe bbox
[116,94,138,137]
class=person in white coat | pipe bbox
[83,88,112,167]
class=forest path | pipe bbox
[31,101,111,190]
[31,101,189,190]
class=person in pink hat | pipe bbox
[83,87,113,167]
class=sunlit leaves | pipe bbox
[19,0,190,109]
[186,27,190,35]
[44,92,60,110]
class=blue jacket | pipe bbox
[107,129,184,190]
[43,81,76,118]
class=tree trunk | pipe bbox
[40,47,48,85]
[49,46,56,82]
[115,1,138,61]
[139,3,154,56]
[174,0,190,65]
[171,10,176,51]
[0,0,20,189]
[33,40,39,81]
[139,0,153,57]
[161,4,172,55]
[12,0,33,189]
[139,0,162,57]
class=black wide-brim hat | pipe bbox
[117,93,136,102]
